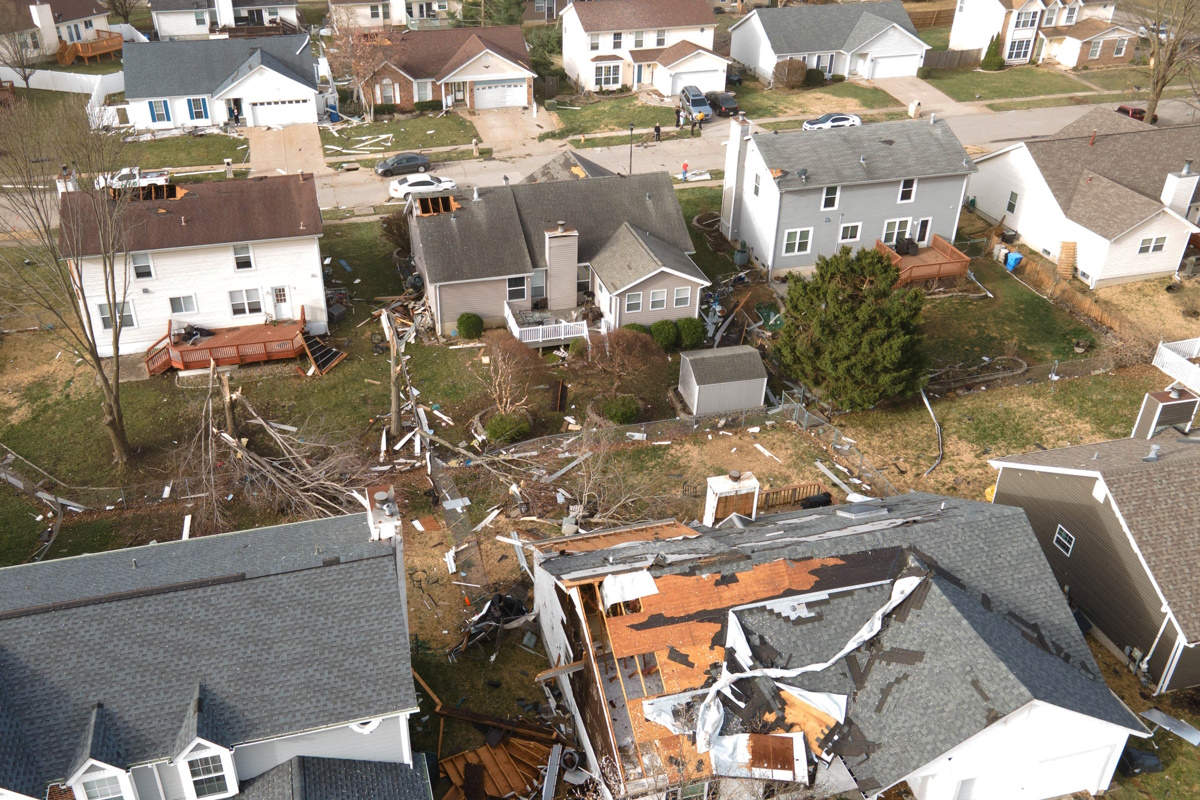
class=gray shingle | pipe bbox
[522,151,616,184]
[123,36,317,100]
[754,119,974,191]
[172,684,224,758]
[681,346,767,386]
[68,704,125,781]
[746,2,921,56]
[239,756,433,800]
[589,223,708,293]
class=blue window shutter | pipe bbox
[201,98,208,119]
[148,101,157,122]
[188,100,195,121]
[163,102,171,122]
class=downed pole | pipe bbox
[919,388,943,476]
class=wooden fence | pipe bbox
[759,481,827,511]
[908,8,956,29]
[923,48,982,70]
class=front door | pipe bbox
[227,98,243,123]
[635,64,643,85]
[272,286,292,320]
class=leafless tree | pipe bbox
[0,4,45,89]
[477,330,547,414]
[1119,0,1200,120]
[327,10,392,122]
[102,0,143,25]
[0,98,143,465]
[772,58,807,89]
[566,430,685,524]
[584,328,660,393]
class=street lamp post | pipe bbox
[628,123,635,175]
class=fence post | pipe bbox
[120,488,127,509]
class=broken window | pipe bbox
[131,253,153,279]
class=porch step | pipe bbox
[302,333,348,375]
[1058,241,1077,279]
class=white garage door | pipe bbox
[869,55,921,79]
[249,98,311,127]
[473,79,526,110]
[670,69,725,96]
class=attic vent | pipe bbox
[1143,445,1162,463]
[836,503,888,521]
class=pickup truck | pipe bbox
[94,167,171,190]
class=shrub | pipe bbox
[381,210,411,255]
[374,104,397,116]
[981,35,1005,71]
[603,396,639,424]
[803,68,825,87]
[677,316,705,350]
[829,73,846,83]
[568,337,588,358]
[773,59,807,89]
[413,100,443,113]
[650,319,679,350]
[456,313,484,339]
[622,323,650,335]
[485,412,530,444]
[917,66,932,79]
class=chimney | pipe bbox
[544,222,579,307]
[366,484,400,540]
[723,113,753,242]
[1132,388,1200,438]
[213,0,235,27]
[1161,164,1200,217]
[702,469,760,527]
[55,164,79,197]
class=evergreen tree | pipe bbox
[776,247,927,411]
[455,0,524,27]
[980,35,1005,71]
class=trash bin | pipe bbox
[329,109,340,123]
[1005,252,1023,272]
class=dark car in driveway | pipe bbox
[375,153,431,177]
[1116,105,1158,124]
[705,91,739,117]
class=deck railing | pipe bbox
[504,302,589,345]
[877,234,971,285]
[57,30,123,65]
[144,309,306,376]
[758,481,827,511]
[1153,338,1200,393]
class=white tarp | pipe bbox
[600,570,659,609]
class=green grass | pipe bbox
[1080,66,1193,91]
[296,1,329,25]
[921,260,1096,367]
[45,57,124,74]
[733,78,901,119]
[821,81,902,108]
[550,95,675,137]
[108,5,153,30]
[925,66,1092,101]
[985,85,1195,111]
[10,88,85,113]
[920,26,951,51]
[676,186,736,282]
[136,134,247,169]
[0,491,45,567]
[321,114,480,150]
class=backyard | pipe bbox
[925,65,1091,100]
[919,26,951,51]
[320,113,481,150]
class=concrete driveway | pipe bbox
[465,107,559,155]
[869,76,977,118]
[244,124,328,175]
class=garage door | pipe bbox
[670,69,725,96]
[473,80,526,110]
[869,55,921,79]
[249,98,311,127]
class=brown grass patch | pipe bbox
[0,331,94,426]
[1094,278,1200,342]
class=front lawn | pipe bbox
[1080,66,1193,91]
[920,26,952,51]
[732,79,901,118]
[819,80,901,108]
[320,112,480,150]
[924,66,1091,101]
[136,133,247,169]
[551,95,674,137]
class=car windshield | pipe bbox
[690,97,706,107]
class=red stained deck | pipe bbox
[145,309,308,376]
[876,234,971,285]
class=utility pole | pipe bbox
[385,310,403,438]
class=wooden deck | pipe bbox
[145,309,308,376]
[57,31,123,66]
[876,234,970,285]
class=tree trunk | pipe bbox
[220,372,239,436]
[100,397,132,465]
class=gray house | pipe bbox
[721,116,976,278]
[678,345,767,415]
[408,174,710,345]
[991,389,1200,694]
[0,513,431,800]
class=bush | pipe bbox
[485,412,531,444]
[374,103,396,116]
[622,323,650,335]
[413,100,443,113]
[829,73,846,83]
[603,396,639,425]
[677,317,705,350]
[456,313,484,339]
[803,68,825,87]
[650,319,679,350]
[773,59,807,89]
[381,210,411,255]
[917,66,932,79]
[568,337,588,358]
[981,35,1005,71]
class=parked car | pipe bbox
[94,167,171,190]
[375,153,431,177]
[679,85,714,121]
[705,91,739,117]
[1116,104,1158,124]
[802,113,862,131]
[1139,22,1169,39]
[389,174,457,200]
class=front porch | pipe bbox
[504,301,592,347]
[876,234,971,285]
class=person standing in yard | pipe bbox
[654,122,661,142]
[675,108,682,128]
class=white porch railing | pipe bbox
[1153,338,1200,392]
[504,302,589,345]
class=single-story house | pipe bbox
[1037,18,1137,67]
[365,25,534,111]
[730,1,929,82]
[970,107,1200,288]
[149,0,301,40]
[678,345,768,415]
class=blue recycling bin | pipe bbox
[329,109,341,123]
[1005,252,1023,272]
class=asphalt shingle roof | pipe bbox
[373,26,532,82]
[521,151,615,184]
[745,1,921,56]
[589,222,708,293]
[569,0,714,33]
[754,119,975,191]
[238,756,433,800]
[122,35,316,100]
[1040,18,1133,41]
[681,346,767,385]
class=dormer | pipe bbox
[66,705,135,800]
[171,686,238,800]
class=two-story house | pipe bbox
[328,0,404,29]
[120,35,323,129]
[970,108,1200,288]
[721,116,975,279]
[948,0,1132,67]
[0,509,434,800]
[408,173,709,344]
[560,0,728,95]
[150,0,301,41]
[1,0,117,62]
[59,174,328,359]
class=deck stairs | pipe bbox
[1058,242,1077,280]
[301,332,348,375]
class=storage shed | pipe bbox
[678,346,768,415]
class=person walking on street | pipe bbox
[654,122,661,142]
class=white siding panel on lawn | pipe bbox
[948,0,1007,51]
[233,714,412,780]
[153,10,212,39]
[1098,211,1192,285]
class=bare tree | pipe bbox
[566,430,684,524]
[584,328,660,393]
[327,10,391,122]
[0,97,139,465]
[1120,0,1200,120]
[0,4,45,89]
[772,58,807,89]
[478,330,547,415]
[102,0,143,25]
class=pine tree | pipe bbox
[981,35,1005,71]
[775,247,927,411]
[455,0,524,27]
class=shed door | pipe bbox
[473,80,525,109]
[715,491,755,520]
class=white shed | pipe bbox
[679,346,768,415]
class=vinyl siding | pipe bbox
[691,377,766,415]
[1166,641,1200,690]
[545,234,579,310]
[152,10,214,39]
[435,277,528,335]
[729,14,773,81]
[949,0,1007,51]
[616,270,703,326]
[992,468,1169,678]
[233,713,412,780]
[1095,210,1191,287]
[560,5,714,88]
[729,144,781,269]
[849,26,927,77]
[679,359,699,411]
[331,2,403,28]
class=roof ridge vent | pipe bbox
[1143,444,1162,463]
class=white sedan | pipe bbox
[388,174,457,200]
[802,113,863,131]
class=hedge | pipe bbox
[413,100,443,113]
[677,317,705,350]
[456,313,483,339]
[622,323,650,335]
[485,413,531,444]
[603,396,639,425]
[568,337,587,358]
[650,319,679,351]
[803,68,826,87]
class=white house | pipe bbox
[730,1,929,82]
[120,35,323,129]
[1,0,115,61]
[560,0,728,95]
[150,0,301,40]
[948,0,1124,65]
[329,0,404,29]
[970,107,1200,288]
[0,510,433,800]
[59,173,328,358]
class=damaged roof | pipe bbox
[238,756,433,800]
[371,25,533,82]
[521,151,615,184]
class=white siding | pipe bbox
[691,378,766,415]
[233,714,413,780]
[331,2,404,29]
[124,94,230,130]
[653,50,727,95]
[1098,211,1192,286]
[152,10,214,39]
[616,270,705,327]
[560,6,715,89]
[948,0,1007,52]
[729,13,775,81]
[1081,1,1116,21]
[848,26,927,77]
[728,143,781,270]
[679,359,699,412]
[126,66,319,131]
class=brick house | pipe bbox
[366,25,534,111]
[949,0,1134,67]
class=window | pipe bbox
[898,178,916,203]
[380,79,394,105]
[1044,7,1058,25]
[98,302,134,330]
[229,289,262,316]
[267,6,279,17]
[916,218,932,245]
[149,99,170,123]
[577,264,590,294]
[589,33,599,51]
[1007,191,1018,214]
[1088,40,1102,59]
[782,228,812,255]
[170,295,197,314]
[883,218,910,244]
[1138,236,1167,254]
[81,776,124,800]
[1014,10,1038,28]
[188,756,229,799]
[416,81,431,102]
[612,32,622,49]
[84,19,93,29]
[1053,524,1075,556]
[674,286,691,308]
[370,4,381,18]
[534,0,545,10]
[656,29,666,46]
[1064,4,1078,24]
[188,97,208,120]
[507,276,526,301]
[839,222,860,243]
[195,10,207,25]
[1115,37,1128,57]
[753,174,760,196]
[650,289,667,310]
[625,292,642,313]
[634,31,643,48]
[233,244,253,270]
[822,185,839,210]
[129,253,153,279]
[594,64,620,88]
[18,31,39,51]
[531,268,547,300]
[1006,38,1032,61]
